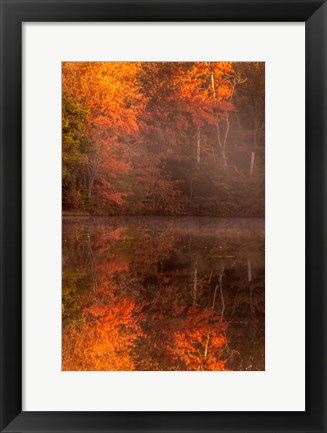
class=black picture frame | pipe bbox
[0,1,326,432]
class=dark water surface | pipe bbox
[62,216,265,371]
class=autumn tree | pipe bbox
[62,62,147,211]
[62,218,265,371]
[62,296,143,371]
[166,306,227,370]
[62,225,144,371]
[62,97,90,209]
[62,61,264,217]
[172,62,245,167]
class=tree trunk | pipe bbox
[216,122,222,148]
[219,271,225,316]
[211,284,218,310]
[247,259,252,282]
[249,152,255,176]
[248,259,255,314]
[193,262,198,306]
[221,114,230,168]
[207,62,223,165]
[203,331,210,360]
[197,126,201,163]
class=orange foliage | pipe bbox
[62,62,146,135]
[62,62,147,208]
[170,306,228,371]
[173,62,236,126]
[62,296,143,371]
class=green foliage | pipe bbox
[62,268,92,328]
[62,97,92,210]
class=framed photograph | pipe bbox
[0,0,326,432]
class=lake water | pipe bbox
[62,216,265,371]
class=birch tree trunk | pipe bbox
[193,262,198,306]
[219,271,225,316]
[247,259,252,282]
[249,152,255,176]
[197,126,201,163]
[211,284,218,311]
[221,114,230,168]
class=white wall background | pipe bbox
[23,22,305,411]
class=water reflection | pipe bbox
[62,217,264,371]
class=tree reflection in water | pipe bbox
[62,217,264,371]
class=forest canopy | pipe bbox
[62,62,265,217]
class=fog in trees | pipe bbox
[62,62,265,371]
